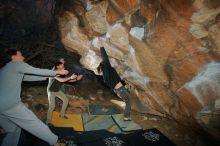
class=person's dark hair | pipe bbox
[54,61,63,70]
[6,49,18,60]
[97,61,104,74]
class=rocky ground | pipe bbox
[17,80,213,146]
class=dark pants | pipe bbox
[114,86,131,118]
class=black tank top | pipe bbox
[49,75,66,92]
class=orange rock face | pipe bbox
[107,0,139,24]
[59,0,220,139]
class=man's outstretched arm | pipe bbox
[23,74,48,81]
[18,62,68,77]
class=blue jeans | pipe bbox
[114,86,131,118]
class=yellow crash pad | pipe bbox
[51,111,83,131]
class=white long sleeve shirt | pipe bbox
[0,61,57,112]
